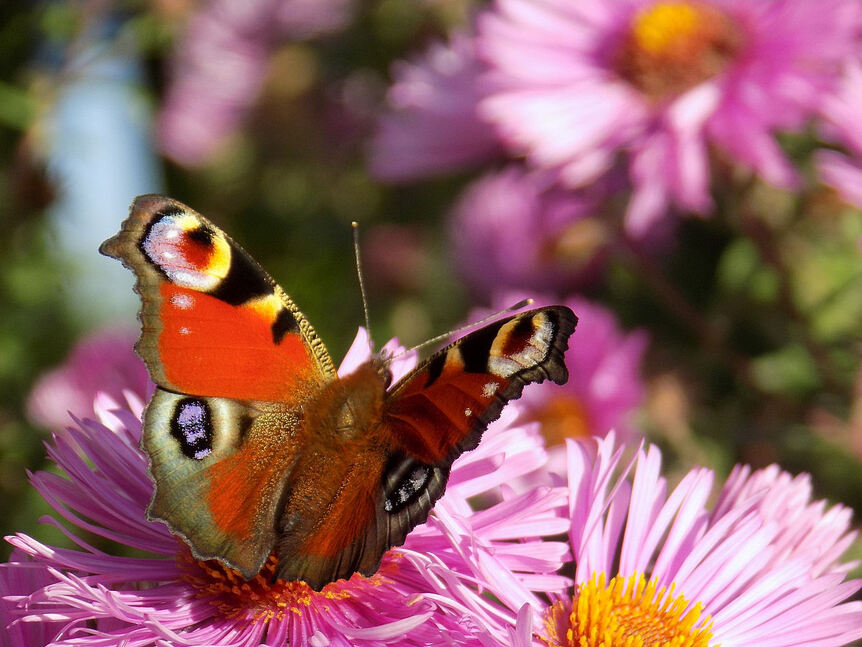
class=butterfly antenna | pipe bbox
[390,298,534,363]
[352,221,373,352]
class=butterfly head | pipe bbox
[371,352,394,391]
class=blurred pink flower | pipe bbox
[817,60,862,209]
[5,330,570,646]
[158,0,355,165]
[509,435,862,646]
[478,0,861,234]
[450,166,611,299]
[368,33,504,182]
[26,327,150,431]
[816,150,862,211]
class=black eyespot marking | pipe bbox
[187,225,214,246]
[272,308,300,344]
[209,246,272,305]
[170,398,213,460]
[383,463,431,512]
[458,318,508,373]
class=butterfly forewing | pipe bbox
[100,194,337,400]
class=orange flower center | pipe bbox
[528,395,592,445]
[542,573,714,647]
[615,1,743,100]
[551,218,610,269]
[178,549,396,622]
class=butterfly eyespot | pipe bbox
[170,398,214,460]
[141,212,231,291]
[383,463,432,513]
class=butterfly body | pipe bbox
[102,195,576,590]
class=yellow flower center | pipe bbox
[178,549,396,621]
[542,573,714,647]
[528,395,592,445]
[615,1,743,100]
[552,218,610,269]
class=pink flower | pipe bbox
[477,0,862,234]
[368,33,503,182]
[0,551,62,647]
[500,434,862,646]
[26,328,151,431]
[817,60,862,209]
[450,166,613,299]
[4,330,569,645]
[816,150,862,211]
[158,0,355,165]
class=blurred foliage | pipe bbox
[1,0,861,597]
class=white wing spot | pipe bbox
[171,293,194,309]
[464,408,472,417]
[482,381,499,398]
[178,326,191,335]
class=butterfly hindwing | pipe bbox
[144,389,302,578]
[100,194,336,402]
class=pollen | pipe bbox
[178,550,395,622]
[615,1,743,100]
[542,573,714,647]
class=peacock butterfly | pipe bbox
[101,195,577,590]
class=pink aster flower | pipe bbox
[368,33,504,182]
[450,166,613,299]
[521,434,862,646]
[0,550,63,647]
[4,330,569,646]
[158,0,355,165]
[26,327,151,431]
[478,0,862,234]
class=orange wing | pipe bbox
[100,194,336,402]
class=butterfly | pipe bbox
[101,194,577,591]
